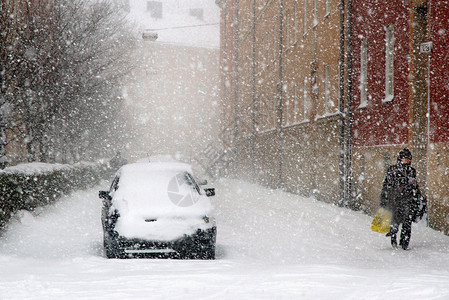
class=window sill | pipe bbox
[383,95,394,103]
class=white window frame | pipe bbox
[384,24,394,103]
[359,38,368,108]
[325,0,331,17]
[303,0,308,34]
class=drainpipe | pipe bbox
[338,0,346,205]
[233,0,240,174]
[0,57,6,169]
[426,0,432,227]
[277,0,284,189]
[345,0,354,207]
[251,0,257,180]
[338,0,354,206]
[0,111,6,169]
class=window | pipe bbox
[293,82,299,123]
[324,64,331,113]
[260,97,265,131]
[198,83,207,97]
[284,83,290,125]
[260,95,273,132]
[384,24,394,102]
[259,35,265,72]
[177,83,186,96]
[190,8,203,20]
[359,38,368,108]
[147,1,162,19]
[294,1,299,43]
[273,96,277,129]
[110,176,120,192]
[177,53,187,68]
[304,77,310,120]
[311,60,318,99]
[383,154,391,174]
[359,154,365,182]
[273,30,277,61]
[197,56,205,71]
[121,0,130,12]
[286,10,291,47]
[264,32,270,69]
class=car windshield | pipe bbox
[181,172,201,195]
[109,176,119,192]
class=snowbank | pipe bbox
[0,160,112,231]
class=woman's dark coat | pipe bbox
[380,162,425,224]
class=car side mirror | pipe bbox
[204,188,215,197]
[99,190,111,201]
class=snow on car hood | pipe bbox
[110,162,213,241]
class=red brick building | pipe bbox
[351,0,449,233]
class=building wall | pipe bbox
[429,0,449,143]
[427,0,449,234]
[351,0,410,147]
[219,0,238,148]
[220,0,449,233]
[219,0,344,203]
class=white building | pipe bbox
[123,0,220,162]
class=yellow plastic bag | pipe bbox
[370,208,392,233]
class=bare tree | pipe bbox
[1,0,136,165]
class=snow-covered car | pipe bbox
[99,162,216,259]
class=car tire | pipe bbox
[198,232,216,260]
[104,231,125,259]
[202,245,215,260]
[105,244,117,259]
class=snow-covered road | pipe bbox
[1,178,449,299]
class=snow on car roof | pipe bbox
[111,161,211,218]
[119,161,192,175]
